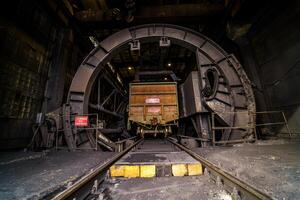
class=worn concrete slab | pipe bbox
[135,139,178,152]
[119,139,198,165]
[0,150,115,200]
[116,151,199,165]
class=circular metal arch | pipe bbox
[67,24,256,139]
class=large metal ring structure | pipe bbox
[67,24,256,145]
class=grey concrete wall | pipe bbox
[249,0,300,133]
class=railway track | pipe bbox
[49,138,272,200]
[167,138,272,200]
[50,138,143,200]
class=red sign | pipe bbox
[145,97,160,104]
[75,116,89,126]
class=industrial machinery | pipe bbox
[128,82,179,138]
[31,24,256,151]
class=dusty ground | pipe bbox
[0,150,115,200]
[1,138,299,199]
[193,139,300,200]
[103,176,232,200]
[118,139,198,165]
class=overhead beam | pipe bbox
[75,3,224,22]
[111,55,193,67]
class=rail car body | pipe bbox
[128,82,179,137]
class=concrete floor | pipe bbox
[1,138,300,199]
[0,150,115,200]
[117,139,199,165]
[104,176,231,200]
[193,139,300,200]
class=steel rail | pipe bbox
[167,138,272,200]
[51,138,143,200]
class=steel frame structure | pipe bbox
[65,24,256,150]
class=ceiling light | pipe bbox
[167,63,171,67]
[128,66,133,70]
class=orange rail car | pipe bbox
[128,82,179,137]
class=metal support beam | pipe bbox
[75,4,224,22]
[101,89,116,106]
[89,104,124,118]
[134,70,180,81]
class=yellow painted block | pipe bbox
[110,165,125,177]
[140,165,156,178]
[172,164,187,176]
[124,165,140,178]
[187,164,203,176]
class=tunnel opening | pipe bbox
[87,42,197,142]
[60,24,256,151]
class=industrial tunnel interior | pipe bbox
[1,0,300,199]
[65,25,256,150]
[87,42,198,141]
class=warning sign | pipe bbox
[75,116,89,126]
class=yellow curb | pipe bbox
[124,165,140,178]
[110,165,125,177]
[172,164,187,176]
[187,163,203,176]
[140,165,156,178]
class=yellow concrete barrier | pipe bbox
[110,165,125,177]
[140,165,156,178]
[172,164,187,176]
[124,165,140,178]
[110,163,202,178]
[187,163,202,176]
